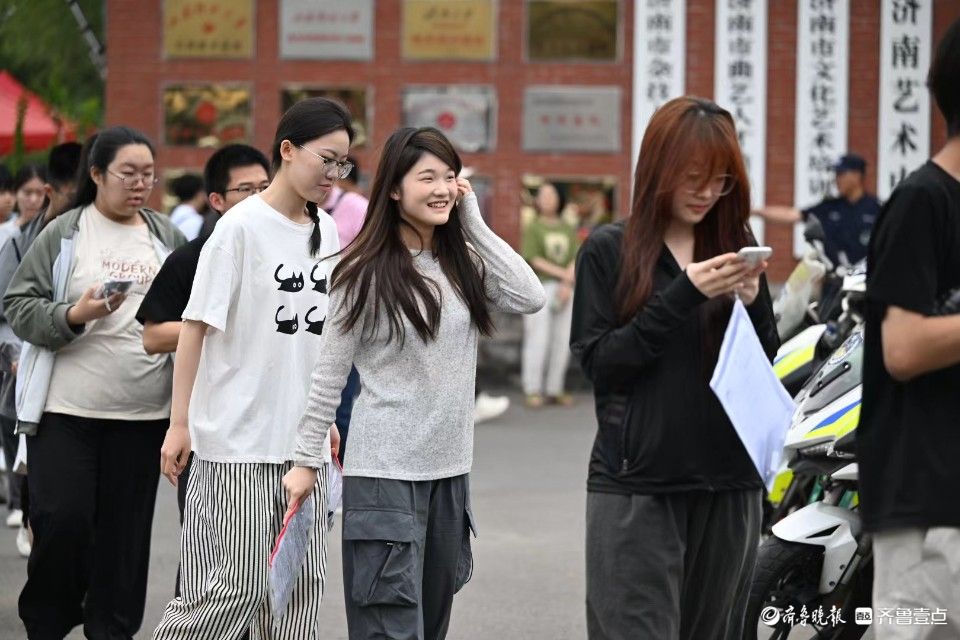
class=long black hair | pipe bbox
[332,126,493,344]
[73,126,155,209]
[270,97,354,257]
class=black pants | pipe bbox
[342,474,476,640]
[19,412,167,640]
[0,414,22,510]
[586,489,761,640]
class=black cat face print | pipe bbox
[275,306,299,334]
[310,263,327,294]
[274,264,305,292]
[305,306,325,335]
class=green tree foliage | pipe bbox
[0,0,104,130]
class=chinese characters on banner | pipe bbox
[163,0,253,59]
[714,0,768,242]
[877,0,931,200]
[792,0,849,256]
[632,0,686,168]
[526,1,620,62]
[402,0,496,61]
[522,86,622,153]
[279,0,374,60]
[402,86,496,153]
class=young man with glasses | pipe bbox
[136,144,270,568]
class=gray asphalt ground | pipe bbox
[0,394,593,639]
[0,394,872,639]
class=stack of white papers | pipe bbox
[710,300,796,490]
[269,494,316,618]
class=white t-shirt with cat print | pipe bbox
[183,195,338,463]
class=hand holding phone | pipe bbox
[95,278,135,300]
[737,246,773,267]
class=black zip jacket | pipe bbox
[570,222,780,495]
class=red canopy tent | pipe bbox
[0,71,76,155]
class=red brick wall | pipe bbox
[106,0,960,280]
[106,0,635,251]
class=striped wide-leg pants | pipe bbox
[153,458,328,640]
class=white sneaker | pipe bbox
[16,525,30,558]
[474,392,510,424]
[6,508,21,528]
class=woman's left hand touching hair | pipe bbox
[456,177,473,203]
[736,261,768,305]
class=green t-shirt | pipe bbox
[522,217,580,281]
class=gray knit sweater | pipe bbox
[293,192,546,479]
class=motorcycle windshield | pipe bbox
[796,327,864,415]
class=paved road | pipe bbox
[0,395,871,639]
[0,395,593,639]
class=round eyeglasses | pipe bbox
[224,183,270,197]
[108,170,159,190]
[683,173,736,197]
[298,145,354,180]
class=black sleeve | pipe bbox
[570,231,706,389]
[136,248,195,325]
[867,184,940,315]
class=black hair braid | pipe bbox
[306,201,322,256]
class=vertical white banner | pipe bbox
[877,0,931,200]
[632,0,686,173]
[715,0,768,242]
[793,0,849,256]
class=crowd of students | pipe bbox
[0,17,957,640]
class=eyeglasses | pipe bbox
[298,145,354,180]
[107,170,159,190]
[223,183,270,197]
[683,173,735,197]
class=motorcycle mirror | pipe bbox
[803,214,826,243]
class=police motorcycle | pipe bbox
[748,280,960,639]
[772,215,855,398]
[766,260,866,528]
[746,326,869,639]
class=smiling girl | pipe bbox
[283,127,545,639]
[154,98,348,639]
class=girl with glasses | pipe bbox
[154,97,348,639]
[4,126,185,639]
[570,97,778,640]
[282,126,545,639]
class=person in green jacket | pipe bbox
[4,126,185,640]
[521,182,580,408]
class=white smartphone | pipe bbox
[737,246,773,267]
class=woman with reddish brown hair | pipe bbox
[570,96,778,640]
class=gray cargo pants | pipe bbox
[342,474,476,640]
[586,489,762,640]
